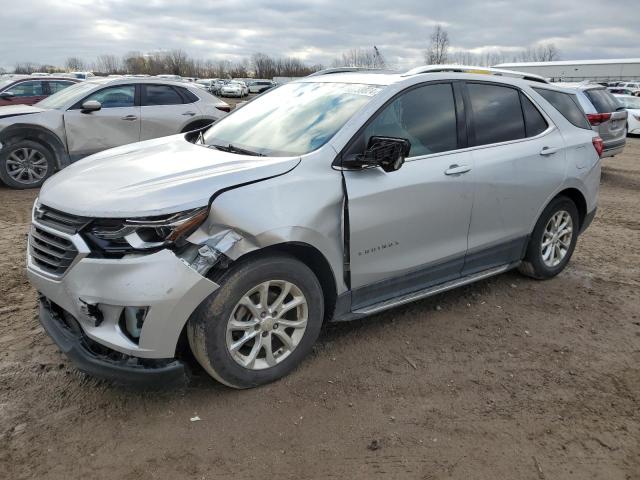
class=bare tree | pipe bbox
[373,46,386,69]
[94,54,121,74]
[65,56,85,71]
[518,43,560,62]
[425,25,449,65]
[14,62,40,74]
[331,47,387,68]
[165,49,192,76]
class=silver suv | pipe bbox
[0,78,230,188]
[27,66,602,389]
[558,82,627,157]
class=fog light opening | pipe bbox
[119,307,148,344]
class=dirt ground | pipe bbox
[1,138,639,480]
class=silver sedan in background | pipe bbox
[0,77,230,188]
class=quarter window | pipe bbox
[533,88,592,130]
[467,83,525,146]
[350,83,458,158]
[9,80,44,97]
[80,85,135,108]
[143,85,184,106]
[520,94,548,137]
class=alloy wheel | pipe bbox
[5,147,49,185]
[226,280,308,370]
[541,210,573,268]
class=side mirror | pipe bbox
[344,136,411,173]
[81,100,102,113]
[0,91,15,99]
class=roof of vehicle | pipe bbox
[495,58,640,68]
[82,77,201,88]
[552,81,606,91]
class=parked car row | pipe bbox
[0,78,230,188]
[613,94,640,135]
[607,81,640,96]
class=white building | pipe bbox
[494,59,640,82]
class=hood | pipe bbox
[0,104,47,119]
[39,135,300,217]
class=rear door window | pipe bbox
[142,84,185,106]
[584,88,620,113]
[467,83,525,145]
[10,80,45,97]
[533,88,592,130]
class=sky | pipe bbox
[1,0,638,71]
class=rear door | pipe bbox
[343,82,475,308]
[64,84,141,159]
[139,84,196,140]
[463,82,566,275]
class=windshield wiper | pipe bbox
[208,143,265,156]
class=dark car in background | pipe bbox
[0,77,80,107]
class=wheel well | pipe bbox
[0,125,67,168]
[233,243,338,324]
[556,188,587,229]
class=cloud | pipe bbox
[0,0,638,70]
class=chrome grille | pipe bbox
[29,226,79,275]
[33,204,90,233]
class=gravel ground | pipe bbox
[0,138,638,479]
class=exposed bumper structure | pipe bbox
[38,297,188,388]
[27,221,219,361]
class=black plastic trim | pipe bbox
[38,298,188,389]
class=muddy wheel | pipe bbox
[519,196,579,280]
[187,254,324,388]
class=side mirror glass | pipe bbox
[0,91,15,99]
[81,100,102,113]
[344,136,411,173]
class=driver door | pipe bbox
[63,84,141,160]
[342,82,474,309]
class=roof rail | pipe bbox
[402,65,549,84]
[308,67,392,77]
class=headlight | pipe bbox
[89,207,208,251]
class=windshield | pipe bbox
[36,81,97,109]
[617,96,640,109]
[0,79,17,90]
[203,82,381,156]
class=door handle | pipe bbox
[121,115,138,121]
[182,111,196,116]
[540,146,560,156]
[444,164,472,176]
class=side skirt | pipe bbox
[332,262,519,321]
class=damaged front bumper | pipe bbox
[38,297,188,388]
[27,220,221,385]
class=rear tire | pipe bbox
[187,254,324,389]
[519,196,579,280]
[0,138,55,189]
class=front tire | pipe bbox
[0,139,55,189]
[519,196,579,280]
[187,254,324,388]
